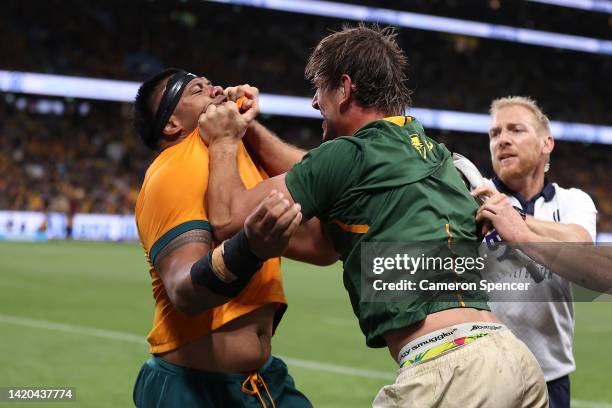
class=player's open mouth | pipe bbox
[212,95,228,105]
[202,95,229,114]
[498,153,517,165]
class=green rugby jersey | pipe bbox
[285,116,489,348]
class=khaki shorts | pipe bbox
[373,330,548,408]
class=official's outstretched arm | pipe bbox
[472,185,593,243]
[472,186,610,292]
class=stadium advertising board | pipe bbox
[0,211,138,242]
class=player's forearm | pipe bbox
[173,271,230,315]
[517,242,611,292]
[283,218,340,266]
[245,121,306,176]
[525,217,592,242]
[170,229,273,315]
[157,243,232,316]
[207,142,248,239]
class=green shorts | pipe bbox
[133,355,312,408]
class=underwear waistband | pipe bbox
[397,322,506,368]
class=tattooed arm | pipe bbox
[153,229,230,315]
[153,192,302,316]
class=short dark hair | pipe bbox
[305,24,412,116]
[133,68,181,150]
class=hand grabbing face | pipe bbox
[224,84,260,121]
[198,100,249,146]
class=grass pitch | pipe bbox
[0,241,610,407]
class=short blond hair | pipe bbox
[490,96,551,136]
[491,96,552,172]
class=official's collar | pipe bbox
[493,177,555,203]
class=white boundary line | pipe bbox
[0,313,144,344]
[0,313,391,380]
[278,356,393,380]
[1,313,611,406]
[573,400,612,408]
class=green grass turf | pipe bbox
[0,241,610,407]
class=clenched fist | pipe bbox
[244,190,302,260]
[472,186,530,242]
[224,84,260,119]
[198,100,255,146]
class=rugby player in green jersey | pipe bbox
[200,25,548,407]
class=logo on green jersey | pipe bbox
[410,134,434,159]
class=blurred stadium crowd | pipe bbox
[0,101,144,215]
[1,0,610,232]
